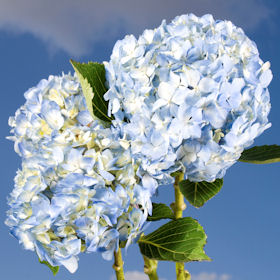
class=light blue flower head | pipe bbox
[6,74,153,273]
[104,13,272,182]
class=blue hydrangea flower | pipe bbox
[6,74,153,273]
[104,13,272,182]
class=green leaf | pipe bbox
[138,217,210,262]
[147,203,175,221]
[39,259,59,276]
[239,145,280,164]
[70,60,112,122]
[179,179,223,208]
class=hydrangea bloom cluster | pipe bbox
[6,74,153,273]
[104,13,272,182]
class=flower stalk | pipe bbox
[143,255,159,280]
[113,248,125,280]
[174,172,187,280]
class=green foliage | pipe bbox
[39,259,59,276]
[179,179,223,208]
[239,145,280,164]
[138,217,210,262]
[70,60,112,122]
[147,203,175,221]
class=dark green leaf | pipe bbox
[239,145,280,164]
[179,179,223,208]
[147,203,175,221]
[138,217,210,262]
[39,259,59,276]
[70,60,112,122]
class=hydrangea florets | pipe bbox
[6,74,153,273]
[104,13,272,182]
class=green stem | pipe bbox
[176,262,186,280]
[113,247,125,280]
[143,256,159,280]
[174,172,185,219]
[174,172,186,280]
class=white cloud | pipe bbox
[0,0,272,56]
[110,270,166,280]
[110,271,231,280]
[192,272,231,280]
[124,271,149,280]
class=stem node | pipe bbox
[113,248,125,280]
[143,256,159,280]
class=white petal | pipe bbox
[204,104,227,128]
[60,257,78,273]
[112,98,120,114]
[182,69,200,87]
[152,98,168,111]
[199,77,217,93]
[260,69,273,88]
[171,88,186,105]
[99,169,115,181]
[157,82,174,101]
[232,78,245,92]
[142,29,154,44]
[261,61,271,71]
[45,110,64,130]
[183,124,201,139]
[151,130,164,146]
[169,71,181,87]
[52,147,64,164]
[142,175,157,192]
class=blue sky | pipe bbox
[0,1,279,280]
